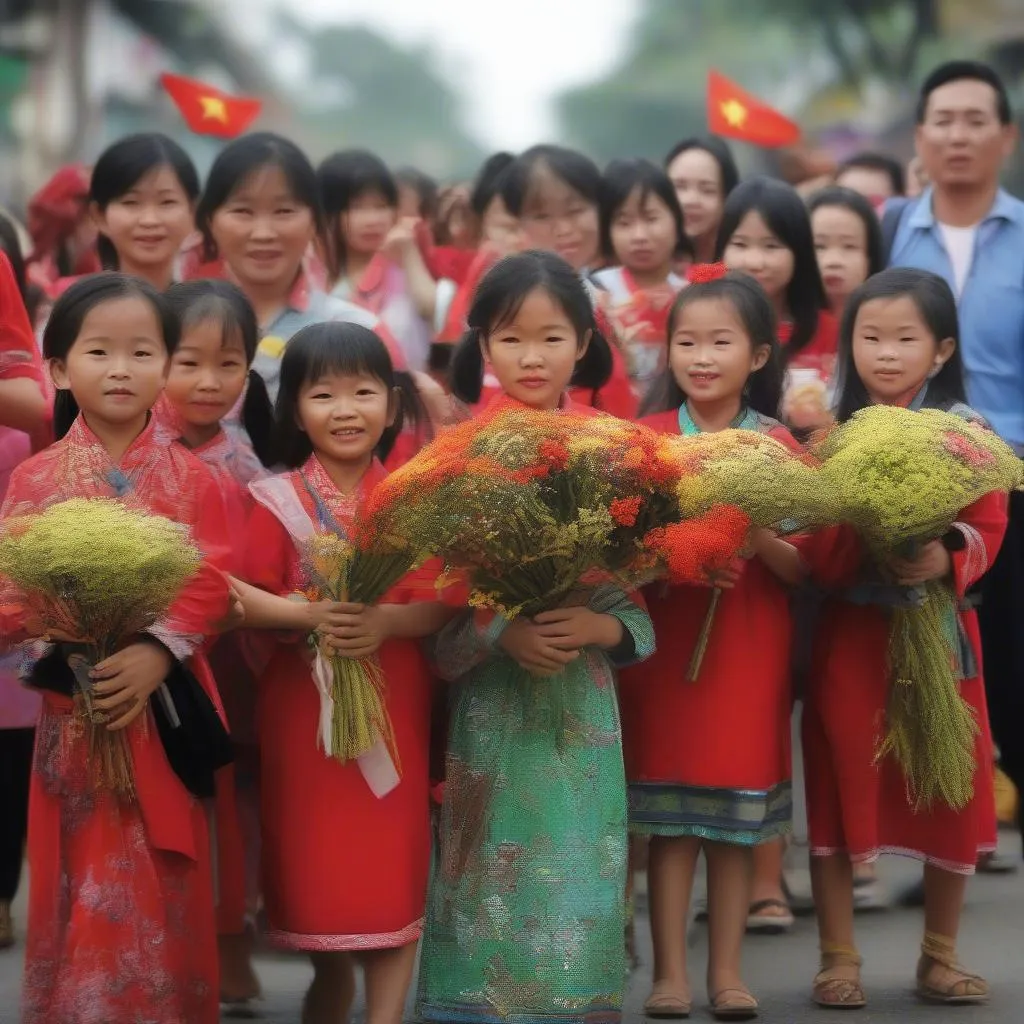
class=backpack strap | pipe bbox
[881,197,912,265]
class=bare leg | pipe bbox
[647,834,701,1008]
[705,841,756,1011]
[918,865,987,1002]
[809,852,864,1007]
[362,942,419,1024]
[302,952,356,1024]
[747,838,791,928]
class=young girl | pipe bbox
[717,177,837,435]
[497,145,637,417]
[808,186,884,319]
[1,273,233,1024]
[665,137,740,265]
[623,269,802,1021]
[594,158,689,393]
[159,278,275,1009]
[318,149,437,371]
[801,268,1004,1009]
[90,133,200,291]
[417,251,655,1024]
[243,322,451,1024]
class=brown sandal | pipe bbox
[916,932,989,1006]
[812,944,866,1009]
[710,987,759,1020]
[643,981,691,1019]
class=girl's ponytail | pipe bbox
[52,389,80,440]
[448,328,485,405]
[241,369,276,467]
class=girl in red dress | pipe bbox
[717,177,838,437]
[593,159,689,397]
[620,269,803,1021]
[800,268,1004,1008]
[243,322,452,1024]
[158,279,276,1010]
[1,274,233,1024]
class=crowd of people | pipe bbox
[0,56,1021,1024]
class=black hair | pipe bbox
[714,176,828,363]
[165,279,275,467]
[43,272,179,439]
[318,149,398,283]
[0,213,28,306]
[663,136,741,198]
[640,272,783,419]
[394,166,438,220]
[470,152,516,219]
[833,267,966,422]
[89,133,200,271]
[835,151,905,197]
[500,145,602,218]
[449,249,612,404]
[916,60,1012,125]
[274,321,416,467]
[807,186,885,279]
[599,158,692,263]
[195,132,325,263]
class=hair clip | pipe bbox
[685,262,730,285]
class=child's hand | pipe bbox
[498,617,580,677]
[22,613,88,644]
[91,641,173,730]
[381,217,419,262]
[889,540,952,586]
[532,607,624,651]
[319,602,389,659]
[212,587,245,633]
[711,557,746,590]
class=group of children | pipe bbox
[0,126,1011,1024]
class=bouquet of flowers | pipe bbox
[812,405,1024,809]
[363,406,750,621]
[0,498,202,798]
[663,427,827,678]
[299,522,426,773]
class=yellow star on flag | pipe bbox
[720,99,748,129]
[200,95,229,123]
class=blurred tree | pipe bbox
[280,16,483,179]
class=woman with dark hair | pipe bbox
[665,136,740,263]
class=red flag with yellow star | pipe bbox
[160,73,262,139]
[707,70,801,148]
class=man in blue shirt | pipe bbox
[888,60,1024,864]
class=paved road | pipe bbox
[1,833,1020,1023]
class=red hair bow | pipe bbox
[686,262,730,284]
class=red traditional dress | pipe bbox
[800,491,1004,873]
[153,397,268,938]
[1,414,232,1024]
[619,406,795,842]
[244,456,434,950]
[591,266,686,396]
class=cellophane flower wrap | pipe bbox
[0,498,202,798]
[812,405,1024,809]
[363,406,752,621]
[661,428,827,678]
[299,515,426,770]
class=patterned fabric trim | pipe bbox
[809,843,996,876]
[954,521,988,587]
[266,917,423,951]
[628,780,792,845]
[417,1003,622,1024]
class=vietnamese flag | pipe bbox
[707,70,801,149]
[160,73,262,139]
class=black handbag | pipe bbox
[29,645,233,799]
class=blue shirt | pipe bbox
[888,187,1024,453]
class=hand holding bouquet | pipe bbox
[812,405,1024,809]
[0,498,202,798]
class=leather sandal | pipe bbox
[643,981,691,1019]
[916,932,989,1006]
[710,987,759,1020]
[812,945,866,1009]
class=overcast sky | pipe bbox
[263,0,636,149]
